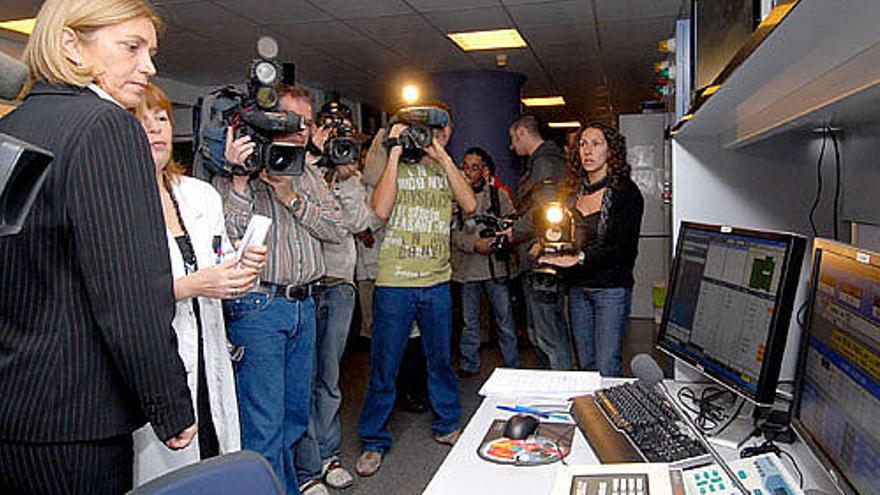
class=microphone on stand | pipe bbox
[631,354,750,495]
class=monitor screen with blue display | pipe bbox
[657,222,805,405]
[793,238,880,495]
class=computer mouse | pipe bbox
[503,413,539,440]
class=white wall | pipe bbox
[672,126,880,381]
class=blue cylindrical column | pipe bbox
[428,70,525,191]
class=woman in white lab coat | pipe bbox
[131,83,266,485]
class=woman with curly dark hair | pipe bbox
[539,121,644,375]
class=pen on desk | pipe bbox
[496,405,570,421]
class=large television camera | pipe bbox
[316,100,360,167]
[383,105,450,164]
[207,37,307,176]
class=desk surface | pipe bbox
[423,396,596,495]
[424,380,841,495]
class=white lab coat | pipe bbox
[133,176,241,485]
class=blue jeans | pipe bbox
[224,293,316,495]
[524,273,572,369]
[295,283,356,484]
[359,283,461,453]
[459,279,519,372]
[569,287,632,376]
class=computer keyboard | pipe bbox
[595,381,710,466]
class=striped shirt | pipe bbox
[213,161,345,287]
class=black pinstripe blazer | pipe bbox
[0,83,194,443]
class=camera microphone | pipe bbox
[0,51,29,101]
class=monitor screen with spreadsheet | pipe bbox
[793,238,880,495]
[657,222,805,405]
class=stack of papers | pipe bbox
[478,368,601,400]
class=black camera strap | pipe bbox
[489,184,502,218]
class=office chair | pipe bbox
[129,450,283,495]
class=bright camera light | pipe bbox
[545,204,564,224]
[402,85,419,104]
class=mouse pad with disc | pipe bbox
[477,419,574,465]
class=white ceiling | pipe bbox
[2,0,689,120]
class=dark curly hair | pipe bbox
[568,121,630,190]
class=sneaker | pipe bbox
[299,479,330,495]
[322,458,354,489]
[356,450,383,477]
[433,428,461,446]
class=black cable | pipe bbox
[710,396,747,437]
[677,386,737,432]
[778,448,804,489]
[808,129,827,236]
[830,130,841,240]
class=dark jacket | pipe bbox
[0,83,194,443]
[512,140,568,271]
[563,177,644,288]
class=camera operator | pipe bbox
[293,101,382,493]
[451,147,520,377]
[506,114,573,370]
[213,84,346,495]
[355,103,476,477]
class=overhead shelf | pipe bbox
[675,0,880,148]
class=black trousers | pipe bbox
[0,435,133,495]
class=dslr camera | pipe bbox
[221,37,307,176]
[316,100,360,167]
[383,105,450,164]
[472,214,517,260]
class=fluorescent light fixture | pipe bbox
[447,28,526,51]
[0,18,36,35]
[548,121,581,129]
[522,96,565,107]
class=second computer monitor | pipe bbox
[657,222,806,406]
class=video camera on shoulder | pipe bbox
[383,105,450,164]
[201,37,307,177]
[316,100,360,167]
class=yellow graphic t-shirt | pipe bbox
[377,159,454,287]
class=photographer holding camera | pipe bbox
[293,100,382,494]
[506,114,573,370]
[356,103,476,477]
[213,84,346,495]
[451,147,520,377]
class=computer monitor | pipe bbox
[657,222,806,406]
[792,239,880,495]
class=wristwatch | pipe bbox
[577,250,587,265]
[288,195,303,212]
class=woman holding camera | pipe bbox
[131,84,267,485]
[539,122,644,376]
[0,1,198,492]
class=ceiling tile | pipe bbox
[268,20,366,44]
[312,0,413,19]
[211,0,331,24]
[423,7,512,32]
[157,1,254,36]
[406,0,500,13]
[506,0,593,28]
[354,14,436,39]
[595,0,684,22]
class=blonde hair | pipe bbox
[21,0,163,97]
[134,83,187,183]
